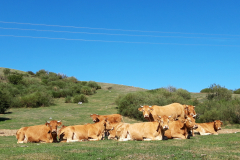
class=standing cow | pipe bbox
[138,103,186,122]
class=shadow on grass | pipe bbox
[0,117,11,122]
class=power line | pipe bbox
[0,27,239,40]
[0,20,239,37]
[0,34,239,47]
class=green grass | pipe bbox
[1,133,240,159]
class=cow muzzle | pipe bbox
[218,127,221,130]
[193,125,198,129]
[163,125,169,130]
[144,114,149,118]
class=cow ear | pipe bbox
[45,121,50,126]
[138,107,143,111]
[193,106,195,108]
[57,120,62,126]
[90,114,93,117]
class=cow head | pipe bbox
[58,125,67,142]
[104,118,114,131]
[157,115,170,131]
[90,114,100,122]
[138,105,153,118]
[184,116,198,129]
[214,120,223,131]
[184,105,197,118]
[108,128,117,140]
[45,120,62,133]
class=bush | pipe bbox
[81,86,93,95]
[7,74,23,85]
[88,81,100,89]
[206,84,232,101]
[200,88,211,93]
[3,68,11,76]
[0,90,10,113]
[234,89,240,94]
[65,96,72,103]
[176,88,191,100]
[73,94,88,103]
[27,71,35,75]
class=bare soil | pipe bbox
[1,129,240,136]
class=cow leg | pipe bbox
[23,136,28,143]
[172,134,186,139]
[200,132,212,135]
[213,132,218,135]
[192,128,195,137]
[17,133,25,143]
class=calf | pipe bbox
[16,120,62,143]
[58,119,113,142]
[194,120,222,135]
[183,105,197,136]
[165,116,198,139]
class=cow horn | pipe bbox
[91,114,93,115]
[194,106,196,108]
[220,121,223,122]
[193,114,197,117]
[169,116,171,118]
[158,116,161,118]
[141,106,143,108]
[57,120,61,122]
[149,106,152,108]
[97,114,98,115]
[46,121,50,123]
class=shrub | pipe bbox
[0,90,10,113]
[206,84,232,101]
[176,88,191,100]
[81,86,93,95]
[73,94,88,103]
[234,89,240,94]
[36,69,48,77]
[65,96,72,103]
[27,71,35,75]
[200,88,211,93]
[3,68,11,76]
[7,74,23,85]
[88,81,100,89]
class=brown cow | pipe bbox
[90,114,122,123]
[183,105,197,136]
[164,116,198,139]
[194,120,223,135]
[58,119,113,142]
[138,103,185,122]
[16,120,62,143]
[108,122,130,141]
[111,115,170,141]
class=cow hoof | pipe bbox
[163,136,168,140]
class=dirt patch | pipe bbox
[0,129,18,136]
[218,129,240,134]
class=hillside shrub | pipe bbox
[81,86,93,95]
[7,74,23,85]
[88,81,100,89]
[65,96,72,103]
[200,88,211,93]
[27,71,35,75]
[206,84,232,101]
[0,90,10,113]
[73,94,88,103]
[36,69,48,77]
[234,89,240,94]
[3,68,11,76]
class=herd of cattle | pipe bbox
[16,103,223,143]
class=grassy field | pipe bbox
[1,81,240,159]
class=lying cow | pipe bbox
[183,105,197,136]
[58,119,113,142]
[164,116,198,139]
[138,103,185,121]
[194,120,222,135]
[110,115,170,141]
[16,120,62,143]
[108,122,130,141]
[90,114,122,123]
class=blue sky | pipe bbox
[0,0,239,92]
